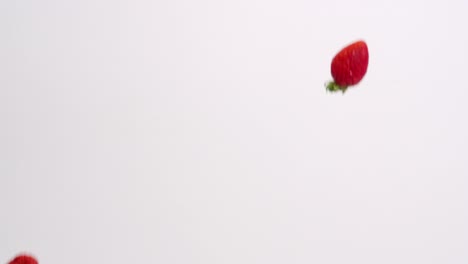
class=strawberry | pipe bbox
[326,40,369,93]
[7,254,38,264]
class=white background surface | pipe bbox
[1,0,468,263]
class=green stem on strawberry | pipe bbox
[325,81,348,93]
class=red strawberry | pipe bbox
[326,40,369,93]
[8,254,38,264]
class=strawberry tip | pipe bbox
[325,81,347,93]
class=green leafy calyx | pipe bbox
[325,81,348,93]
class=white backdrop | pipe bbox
[1,0,468,263]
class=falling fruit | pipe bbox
[326,40,369,93]
[8,254,38,264]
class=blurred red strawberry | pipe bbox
[326,40,369,93]
[8,254,38,264]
